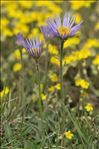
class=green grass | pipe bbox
[1,91,99,148]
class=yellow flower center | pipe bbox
[58,26,70,36]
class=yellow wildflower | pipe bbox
[64,55,76,64]
[1,18,9,29]
[85,103,93,112]
[50,73,58,82]
[22,48,26,54]
[13,63,22,72]
[70,1,95,10]
[19,1,33,9]
[64,37,80,49]
[13,23,29,35]
[79,49,92,59]
[2,28,13,38]
[92,55,99,65]
[50,56,60,67]
[49,4,62,14]
[13,49,21,60]
[75,78,89,89]
[64,130,74,140]
[35,1,62,14]
[74,13,82,24]
[48,86,55,92]
[83,39,99,49]
[55,83,61,90]
[8,9,23,19]
[41,93,47,101]
[64,49,91,65]
[48,44,58,55]
[0,86,9,98]
[75,49,92,60]
[36,1,53,7]
[29,28,39,39]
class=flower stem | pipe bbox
[60,40,64,102]
[36,61,42,117]
[44,42,49,89]
[20,49,24,103]
[19,49,25,125]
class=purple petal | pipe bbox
[16,33,26,47]
[25,39,33,55]
[41,26,52,38]
[69,21,83,36]
[69,16,75,28]
[46,18,59,36]
[16,33,31,53]
[36,35,40,48]
[27,40,35,56]
[63,13,71,28]
[54,15,61,28]
[16,33,23,45]
[38,41,43,55]
[63,13,75,29]
[26,39,31,49]
[29,39,33,49]
[41,26,48,38]
[47,17,57,29]
[32,37,36,49]
[63,13,67,26]
[47,24,58,36]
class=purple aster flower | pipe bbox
[16,33,44,58]
[43,13,82,40]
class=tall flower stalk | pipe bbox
[41,13,82,102]
[16,33,44,116]
[60,40,64,102]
